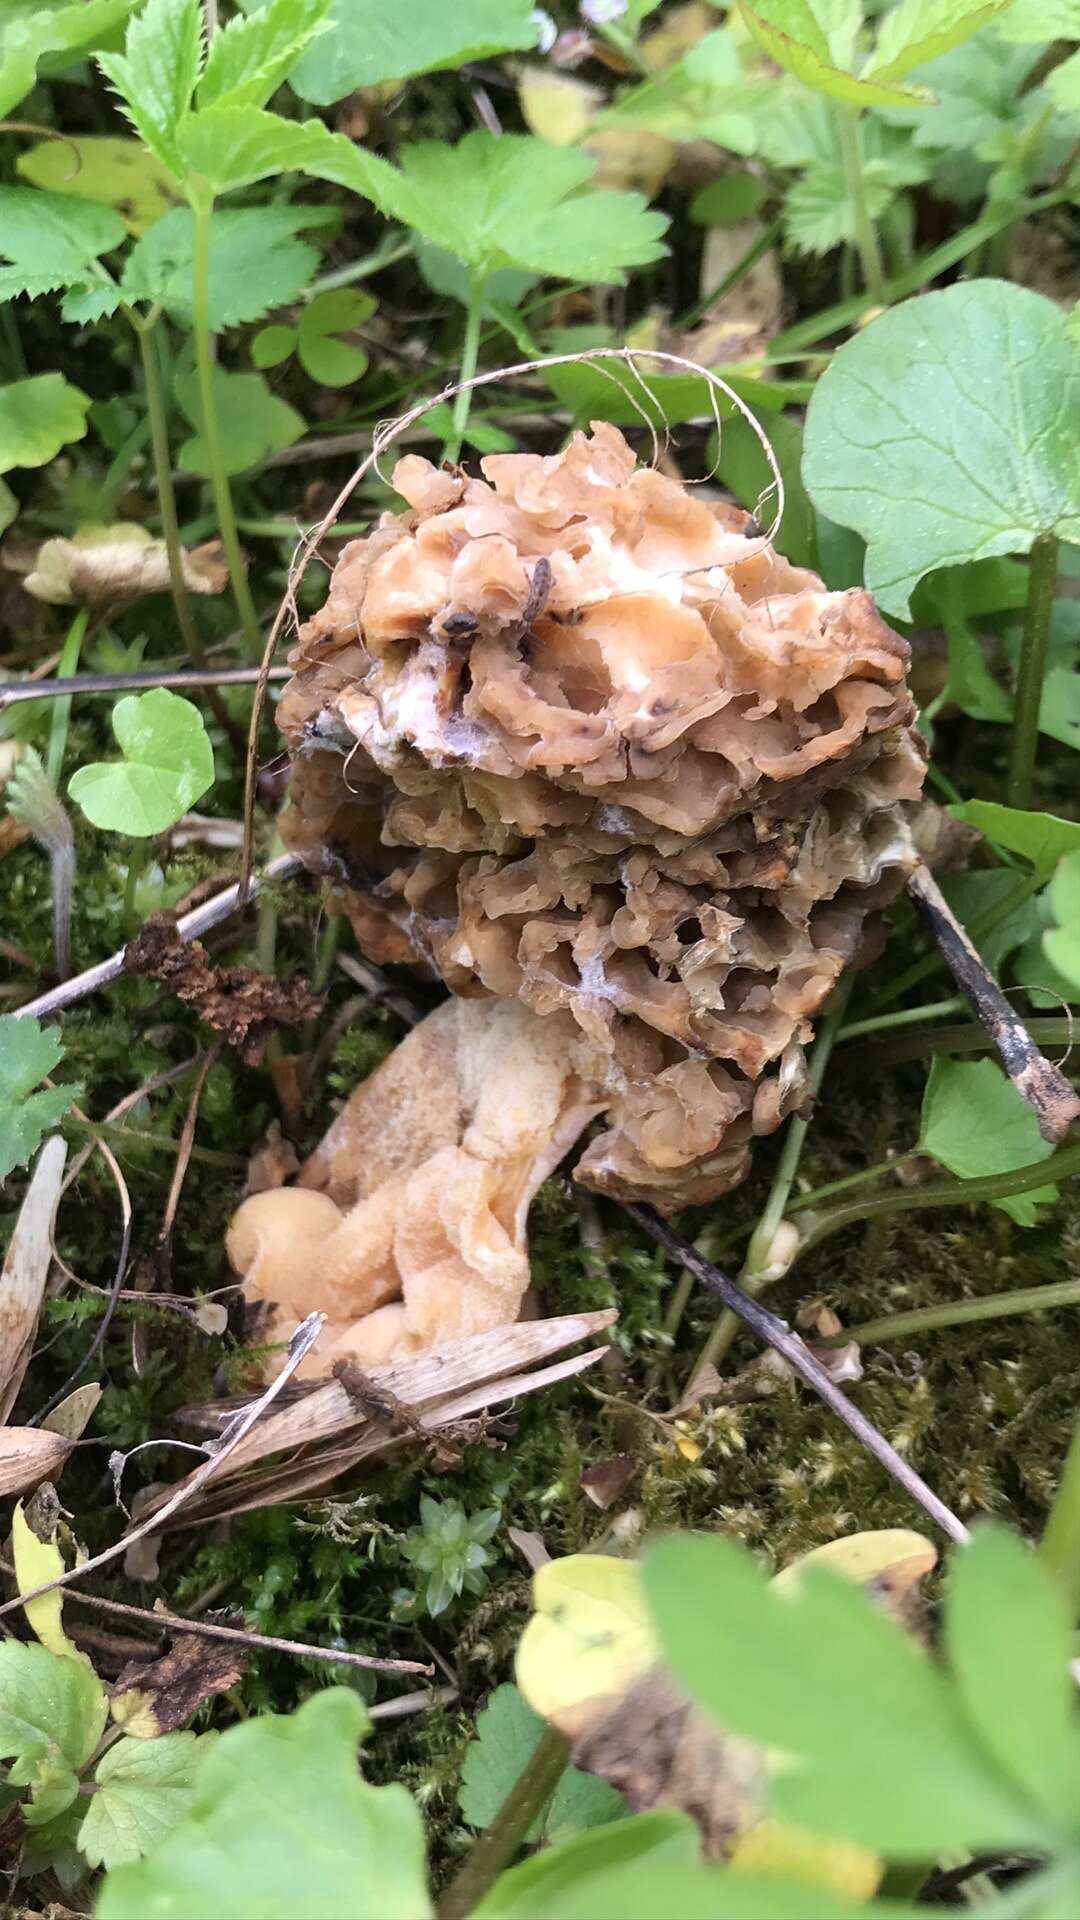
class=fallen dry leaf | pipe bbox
[0,1427,71,1495]
[111,1633,247,1737]
[125,917,321,1065]
[0,1135,66,1420]
[23,524,228,609]
[579,1453,639,1509]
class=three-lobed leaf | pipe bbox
[253,287,373,385]
[804,282,1080,619]
[96,1688,432,1919]
[918,1056,1057,1224]
[174,365,304,475]
[121,203,334,327]
[0,1013,78,1181]
[68,688,214,836]
[0,1641,107,1799]
[79,1731,213,1870]
[198,0,331,111]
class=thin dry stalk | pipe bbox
[30,1114,131,1424]
[907,863,1080,1143]
[12,851,303,1023]
[0,1136,66,1420]
[0,666,291,711]
[239,346,787,898]
[622,1201,969,1546]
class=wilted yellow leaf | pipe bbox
[518,68,601,147]
[12,1499,87,1665]
[516,1555,657,1740]
[731,1817,882,1901]
[773,1528,936,1599]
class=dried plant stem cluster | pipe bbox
[231,421,925,1363]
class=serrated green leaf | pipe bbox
[0,1642,107,1785]
[257,0,539,106]
[174,365,304,476]
[997,0,1080,37]
[918,1056,1057,1224]
[97,0,205,177]
[96,1689,431,1920]
[393,132,668,284]
[949,800,1080,879]
[17,134,180,234]
[0,184,124,311]
[739,0,933,106]
[1043,851,1080,993]
[62,285,124,322]
[199,0,331,111]
[946,1526,1080,1826]
[0,0,134,118]
[0,1083,75,1181]
[784,157,894,253]
[595,29,766,152]
[0,1015,78,1179]
[68,688,214,836]
[174,102,405,207]
[122,203,331,327]
[867,0,1011,86]
[459,1685,624,1840]
[643,1533,1042,1858]
[0,372,91,475]
[803,282,1080,619]
[79,1732,213,1870]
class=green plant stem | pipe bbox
[794,1140,1080,1265]
[1007,532,1059,809]
[835,106,886,307]
[838,996,966,1042]
[692,979,853,1377]
[190,194,261,659]
[123,841,148,929]
[444,275,485,465]
[841,1275,1080,1348]
[133,314,206,669]
[46,606,89,789]
[840,1016,1073,1075]
[786,1154,901,1214]
[437,1725,569,1920]
[1040,1416,1080,1617]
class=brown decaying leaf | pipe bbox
[0,1135,66,1421]
[40,1381,102,1441]
[579,1453,640,1509]
[111,1633,247,1738]
[125,917,321,1065]
[22,524,228,609]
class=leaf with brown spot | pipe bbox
[110,1634,247,1738]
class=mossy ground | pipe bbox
[5,759,1080,1888]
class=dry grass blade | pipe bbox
[0,1136,66,1421]
[144,1311,617,1529]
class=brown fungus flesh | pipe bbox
[230,422,925,1366]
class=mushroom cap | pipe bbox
[226,1188,344,1319]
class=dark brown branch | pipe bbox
[621,1201,970,1546]
[907,863,1080,1144]
[0,666,291,710]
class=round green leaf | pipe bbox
[804,281,1080,618]
[68,688,215,836]
[297,332,368,387]
[251,322,298,368]
[0,372,91,476]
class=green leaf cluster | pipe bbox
[740,0,1011,109]
[253,287,373,387]
[401,1495,501,1618]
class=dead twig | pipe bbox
[621,1201,970,1547]
[0,666,292,711]
[51,1585,432,1678]
[11,851,303,1023]
[907,863,1080,1143]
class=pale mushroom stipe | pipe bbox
[228,420,926,1368]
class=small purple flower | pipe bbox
[581,0,628,23]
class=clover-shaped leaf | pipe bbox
[803,281,1080,618]
[68,689,214,837]
[252,287,373,386]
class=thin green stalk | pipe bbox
[836,106,886,307]
[692,978,853,1377]
[443,275,485,465]
[1007,532,1059,809]
[438,1725,569,1920]
[786,1154,900,1214]
[842,1275,1080,1349]
[190,193,261,658]
[794,1140,1080,1265]
[1040,1416,1080,1617]
[46,606,89,789]
[837,996,965,1042]
[840,1015,1073,1075]
[123,842,149,929]
[133,315,205,668]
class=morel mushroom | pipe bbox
[230,422,925,1365]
